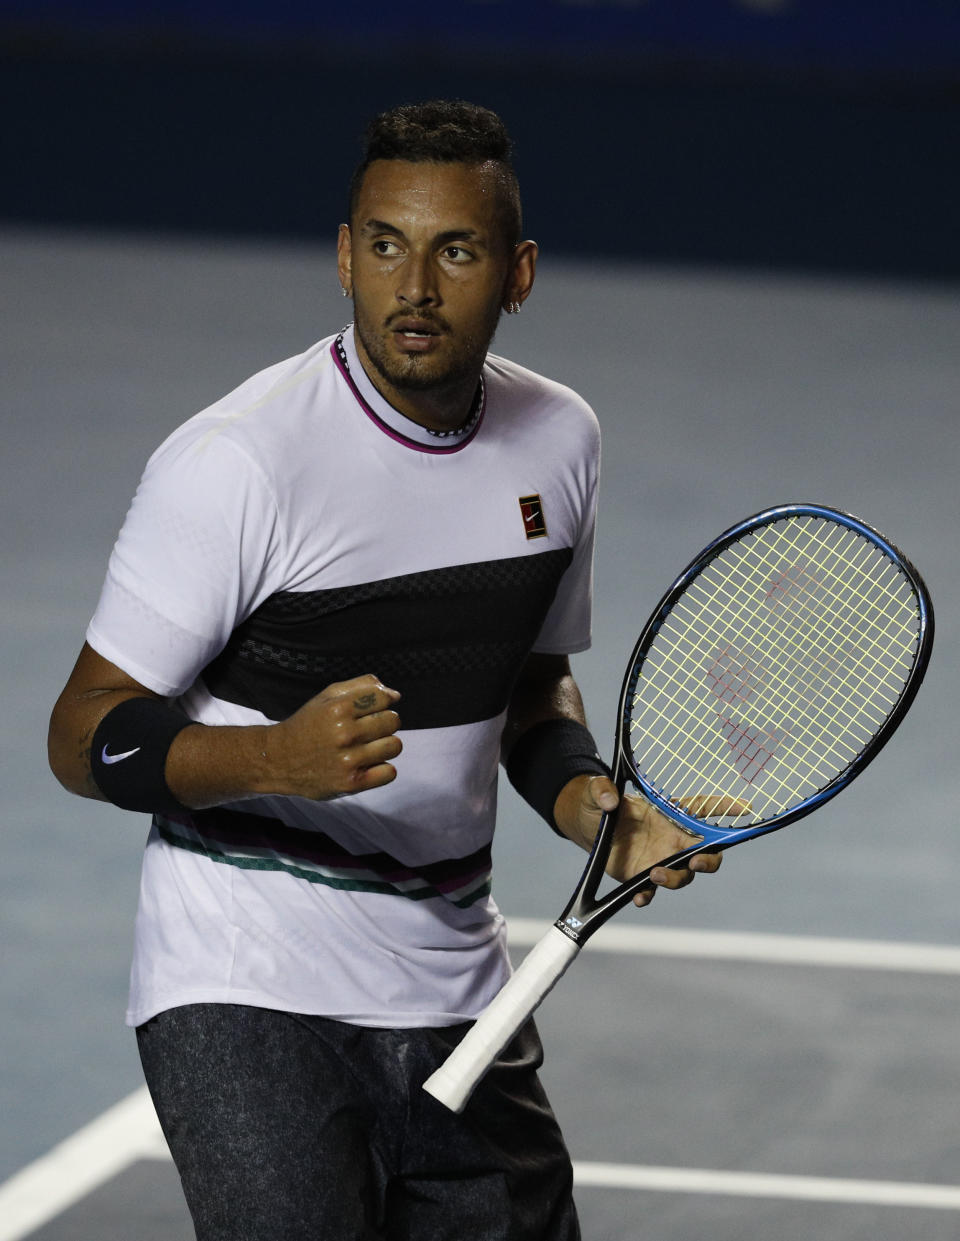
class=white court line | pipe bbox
[506,917,960,974]
[2,924,959,1240]
[0,1088,167,1241]
[573,1163,960,1210]
[3,1085,960,1239]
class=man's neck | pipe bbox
[352,332,481,434]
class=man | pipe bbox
[48,100,720,1240]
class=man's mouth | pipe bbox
[391,318,443,338]
[390,319,444,351]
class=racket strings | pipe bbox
[654,523,917,804]
[694,522,910,693]
[643,565,896,779]
[736,524,915,726]
[628,516,922,826]
[728,532,909,674]
[685,525,916,737]
[749,524,919,695]
[644,538,912,809]
[673,525,913,727]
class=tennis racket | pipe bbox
[423,502,934,1112]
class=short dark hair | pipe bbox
[347,100,522,247]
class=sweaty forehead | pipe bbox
[353,159,505,238]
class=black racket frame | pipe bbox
[556,503,934,945]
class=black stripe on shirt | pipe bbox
[201,548,574,728]
[156,806,493,905]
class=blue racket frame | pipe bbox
[557,503,934,943]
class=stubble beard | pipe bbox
[353,302,501,396]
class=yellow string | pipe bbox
[629,516,920,825]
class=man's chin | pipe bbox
[388,364,453,393]
[370,348,464,394]
[355,320,488,397]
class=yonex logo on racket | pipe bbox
[704,644,767,707]
[765,560,820,608]
[715,716,788,785]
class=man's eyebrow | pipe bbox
[360,218,405,238]
[434,228,486,247]
[359,220,487,247]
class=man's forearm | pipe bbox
[49,653,403,813]
[49,686,272,808]
[501,654,585,760]
[164,719,274,808]
[503,652,611,844]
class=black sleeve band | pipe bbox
[90,697,194,815]
[505,717,611,832]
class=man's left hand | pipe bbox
[554,773,723,907]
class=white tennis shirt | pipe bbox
[88,326,600,1028]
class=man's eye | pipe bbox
[373,240,401,256]
[443,246,473,263]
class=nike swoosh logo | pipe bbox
[101,745,141,765]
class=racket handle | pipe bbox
[423,924,581,1113]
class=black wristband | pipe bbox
[90,697,193,814]
[505,718,611,833]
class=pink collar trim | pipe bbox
[331,327,485,455]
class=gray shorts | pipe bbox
[137,1003,580,1241]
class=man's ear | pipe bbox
[502,239,538,312]
[337,223,353,296]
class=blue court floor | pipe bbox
[1,228,957,1239]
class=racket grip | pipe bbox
[423,924,581,1113]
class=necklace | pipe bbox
[334,331,484,440]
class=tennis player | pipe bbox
[48,100,720,1240]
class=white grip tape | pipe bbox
[422,924,581,1113]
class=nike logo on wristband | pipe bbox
[101,745,141,765]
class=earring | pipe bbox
[505,301,522,315]
[340,285,350,298]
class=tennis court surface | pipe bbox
[2,229,957,1239]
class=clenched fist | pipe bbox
[265,675,403,801]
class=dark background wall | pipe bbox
[2,0,958,280]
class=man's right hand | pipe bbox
[264,675,403,800]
